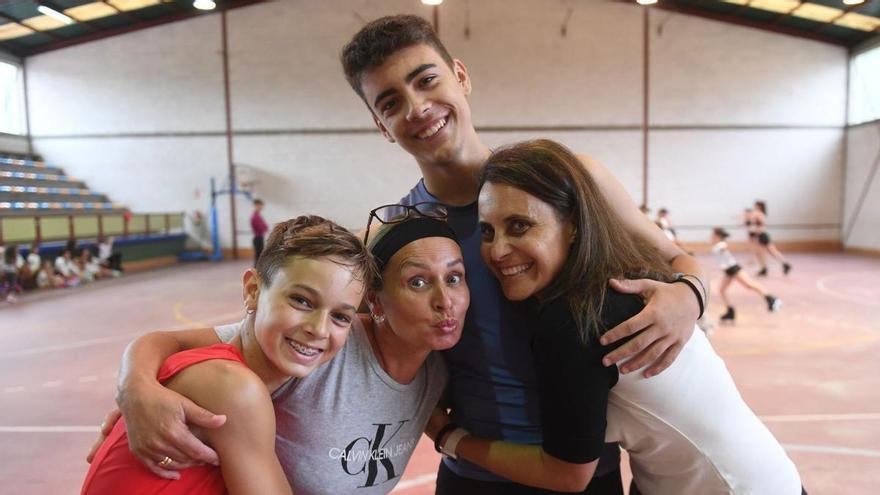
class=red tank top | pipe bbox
[81,344,246,495]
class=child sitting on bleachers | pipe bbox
[78,249,106,283]
[54,248,81,287]
[18,243,41,291]
[2,245,22,303]
[96,236,123,275]
[26,244,41,273]
[36,259,64,289]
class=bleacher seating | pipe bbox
[0,154,186,270]
[0,157,126,216]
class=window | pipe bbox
[0,59,26,135]
[849,44,880,126]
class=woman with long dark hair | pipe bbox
[428,139,804,494]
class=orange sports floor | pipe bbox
[1,252,878,494]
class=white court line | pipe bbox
[782,443,880,458]
[42,380,63,388]
[0,426,98,433]
[0,332,146,359]
[391,473,438,492]
[760,413,880,422]
[3,386,25,393]
[815,272,880,308]
[0,314,240,359]
[78,375,98,383]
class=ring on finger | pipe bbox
[157,456,173,467]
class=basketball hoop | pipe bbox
[233,164,258,196]
[238,179,256,194]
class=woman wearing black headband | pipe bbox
[94,213,469,495]
[364,214,469,384]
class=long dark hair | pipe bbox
[480,139,673,340]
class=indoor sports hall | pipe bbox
[1,1,878,494]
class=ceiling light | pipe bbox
[836,11,880,31]
[421,0,443,5]
[637,0,659,5]
[843,0,865,5]
[37,5,74,25]
[193,0,216,10]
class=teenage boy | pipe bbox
[89,14,707,495]
[340,15,707,494]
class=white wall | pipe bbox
[650,129,843,242]
[28,15,226,135]
[843,122,880,251]
[648,12,846,242]
[25,0,849,247]
[446,1,643,127]
[649,12,846,127]
[0,51,28,153]
[0,133,29,155]
[32,136,227,213]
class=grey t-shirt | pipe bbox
[215,318,448,494]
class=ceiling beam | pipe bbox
[0,10,62,40]
[101,0,142,23]
[40,0,104,35]
[0,39,27,57]
[733,0,754,17]
[22,0,267,57]
[769,0,805,26]
[621,0,851,46]
[814,0,871,34]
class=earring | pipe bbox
[371,313,385,324]
[245,303,256,315]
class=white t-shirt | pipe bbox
[606,329,802,494]
[27,253,41,273]
[711,241,739,270]
[54,257,79,278]
[98,243,112,262]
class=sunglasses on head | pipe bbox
[363,202,448,246]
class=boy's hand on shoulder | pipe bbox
[118,379,226,479]
[598,278,697,378]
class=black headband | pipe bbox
[370,217,459,273]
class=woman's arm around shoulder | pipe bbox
[170,359,293,495]
[426,407,597,493]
